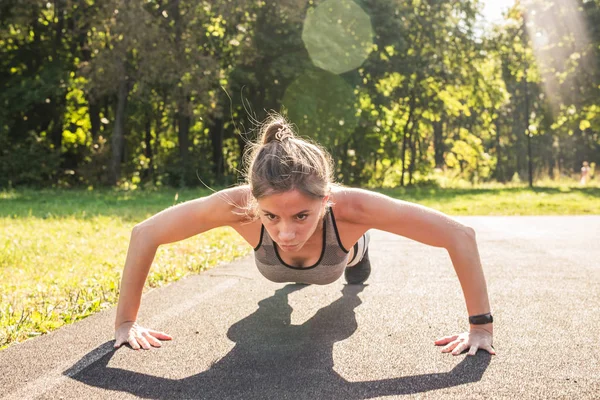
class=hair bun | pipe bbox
[262,120,294,145]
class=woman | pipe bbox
[114,114,495,357]
[580,161,590,185]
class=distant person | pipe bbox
[113,113,495,357]
[580,161,590,185]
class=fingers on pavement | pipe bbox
[434,335,459,346]
[142,331,162,348]
[148,329,173,341]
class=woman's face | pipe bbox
[257,189,328,253]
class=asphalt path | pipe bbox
[1,216,599,399]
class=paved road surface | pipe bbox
[1,216,599,399]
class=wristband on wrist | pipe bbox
[469,312,493,325]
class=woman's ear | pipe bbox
[319,195,330,219]
[320,195,331,218]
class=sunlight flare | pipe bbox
[520,0,596,114]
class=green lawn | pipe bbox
[378,184,600,215]
[1,184,599,349]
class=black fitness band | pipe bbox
[469,312,493,325]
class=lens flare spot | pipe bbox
[302,0,374,75]
[283,69,358,145]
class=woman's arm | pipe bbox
[339,188,494,355]
[114,185,251,349]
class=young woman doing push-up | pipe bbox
[113,114,495,357]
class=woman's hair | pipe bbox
[243,113,334,212]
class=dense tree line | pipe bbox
[1,0,599,188]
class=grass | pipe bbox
[1,183,599,349]
[0,188,250,350]
[377,184,600,215]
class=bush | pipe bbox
[0,132,61,188]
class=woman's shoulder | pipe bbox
[217,184,252,202]
[208,184,255,223]
[329,185,375,224]
[210,185,262,245]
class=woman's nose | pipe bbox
[278,230,296,241]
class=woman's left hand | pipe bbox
[434,326,496,356]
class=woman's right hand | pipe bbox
[114,321,173,350]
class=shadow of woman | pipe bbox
[65,284,491,399]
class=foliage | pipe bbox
[0,132,62,187]
[0,0,599,188]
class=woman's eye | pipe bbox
[296,214,308,221]
[265,214,277,221]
